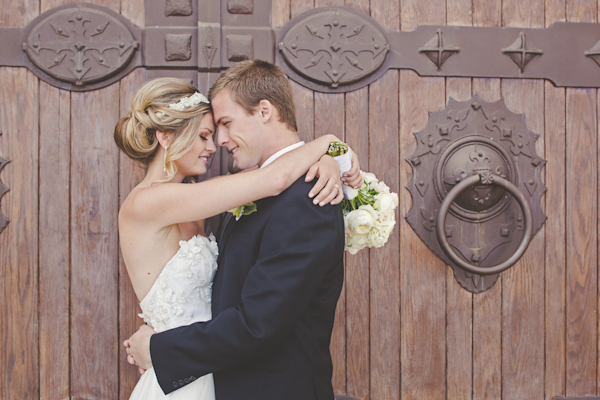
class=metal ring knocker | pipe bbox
[435,172,534,275]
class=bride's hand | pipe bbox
[125,324,156,371]
[342,150,362,189]
[305,155,345,206]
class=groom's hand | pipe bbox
[125,324,155,371]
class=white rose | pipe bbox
[377,208,396,225]
[371,180,390,194]
[367,222,394,248]
[345,232,368,255]
[374,192,398,213]
[346,206,378,235]
[361,171,378,185]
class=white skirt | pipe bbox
[129,367,215,400]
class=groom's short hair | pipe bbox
[208,59,298,132]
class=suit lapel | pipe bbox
[218,212,236,260]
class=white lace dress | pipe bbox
[128,234,218,400]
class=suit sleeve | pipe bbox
[150,181,345,394]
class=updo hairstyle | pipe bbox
[114,77,212,183]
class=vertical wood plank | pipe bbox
[344,86,370,400]
[118,69,146,399]
[0,0,38,26]
[544,3,567,399]
[445,3,473,400]
[400,0,446,399]
[272,0,290,28]
[501,78,546,400]
[565,0,598,397]
[71,84,120,400]
[370,0,400,399]
[473,0,501,27]
[472,76,502,400]
[121,0,145,28]
[39,81,71,400]
[565,87,598,397]
[0,68,39,400]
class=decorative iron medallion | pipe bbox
[22,4,140,89]
[0,156,9,235]
[406,96,546,293]
[277,6,389,91]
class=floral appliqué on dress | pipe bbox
[138,234,218,333]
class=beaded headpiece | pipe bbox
[168,92,210,111]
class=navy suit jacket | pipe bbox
[150,176,345,400]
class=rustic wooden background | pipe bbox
[1,0,599,399]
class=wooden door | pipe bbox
[1,0,599,399]
[0,1,146,398]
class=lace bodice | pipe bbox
[138,235,218,333]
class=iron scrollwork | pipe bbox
[405,96,546,293]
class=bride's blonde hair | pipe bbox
[114,77,212,183]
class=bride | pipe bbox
[114,77,359,399]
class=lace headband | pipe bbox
[169,92,210,111]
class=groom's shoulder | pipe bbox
[274,175,342,215]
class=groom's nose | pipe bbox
[217,128,228,146]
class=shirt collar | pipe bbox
[260,141,305,168]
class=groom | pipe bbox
[126,59,345,399]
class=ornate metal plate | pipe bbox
[276,6,390,91]
[405,96,546,293]
[16,4,142,91]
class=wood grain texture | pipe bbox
[399,69,446,400]
[445,74,473,400]
[0,0,38,26]
[291,0,314,18]
[544,79,566,400]
[565,1,598,397]
[371,68,400,400]
[39,81,71,400]
[544,6,566,398]
[272,0,290,28]
[344,86,370,399]
[501,78,545,400]
[121,0,145,28]
[400,1,446,399]
[292,81,315,143]
[473,0,501,27]
[118,69,146,399]
[565,87,598,397]
[472,76,502,400]
[0,68,39,399]
[70,84,120,399]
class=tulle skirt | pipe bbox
[129,367,215,400]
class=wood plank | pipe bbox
[544,4,566,399]
[370,1,400,399]
[0,67,39,399]
[121,0,145,28]
[118,69,146,399]
[371,69,400,400]
[400,1,446,399]
[291,0,314,19]
[473,0,501,27]
[344,86,370,399]
[565,87,597,397]
[0,0,37,26]
[445,75,473,400]
[39,81,70,400]
[472,76,502,400]
[71,83,120,399]
[501,78,545,400]
[272,0,290,28]
[399,69,446,400]
[565,1,598,397]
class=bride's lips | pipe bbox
[199,156,210,165]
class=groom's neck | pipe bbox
[259,127,301,165]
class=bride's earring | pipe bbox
[163,145,168,173]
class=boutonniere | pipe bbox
[228,202,257,221]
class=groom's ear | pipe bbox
[257,99,275,123]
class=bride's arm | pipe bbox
[130,134,341,226]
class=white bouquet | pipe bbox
[328,141,399,254]
[341,171,398,254]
